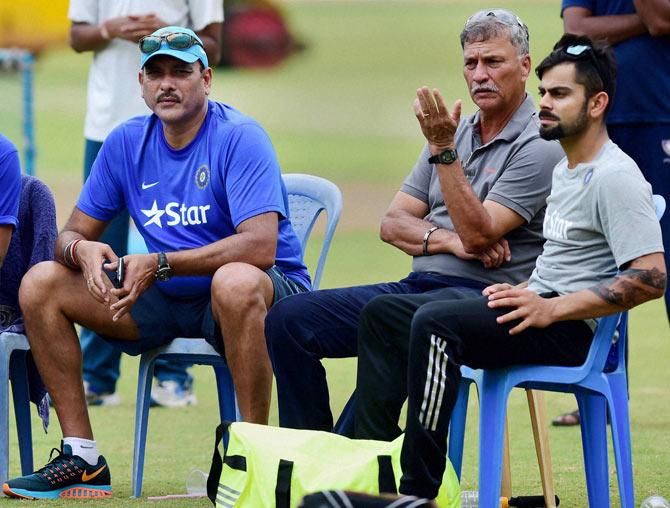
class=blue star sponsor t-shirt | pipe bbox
[0,134,21,230]
[77,101,311,297]
[561,0,670,123]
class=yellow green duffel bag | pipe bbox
[206,421,460,508]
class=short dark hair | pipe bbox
[535,34,617,116]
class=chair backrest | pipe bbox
[126,173,342,291]
[582,193,665,375]
[283,173,342,290]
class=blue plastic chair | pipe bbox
[447,193,666,508]
[0,333,33,484]
[131,173,342,497]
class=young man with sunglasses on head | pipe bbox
[553,0,670,428]
[68,0,223,409]
[353,34,665,501]
[265,9,564,434]
[2,26,310,500]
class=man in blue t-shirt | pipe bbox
[2,26,309,500]
[0,134,21,282]
[552,0,670,427]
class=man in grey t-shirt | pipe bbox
[355,34,665,501]
[265,9,562,433]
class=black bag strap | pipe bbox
[377,455,397,495]
[208,421,240,505]
[275,459,294,508]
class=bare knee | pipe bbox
[211,262,270,317]
[19,261,67,312]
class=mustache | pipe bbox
[539,110,560,121]
[157,92,180,103]
[471,84,499,94]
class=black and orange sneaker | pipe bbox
[2,442,112,499]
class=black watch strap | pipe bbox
[157,252,169,270]
[428,147,458,165]
[155,251,172,281]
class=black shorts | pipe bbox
[100,266,307,356]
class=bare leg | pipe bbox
[210,262,274,424]
[19,261,140,439]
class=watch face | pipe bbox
[156,267,172,282]
[439,149,457,164]
[429,148,458,165]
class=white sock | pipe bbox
[63,437,100,466]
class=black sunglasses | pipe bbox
[139,32,203,55]
[562,44,606,85]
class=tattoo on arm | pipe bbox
[589,267,667,308]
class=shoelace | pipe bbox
[36,447,78,479]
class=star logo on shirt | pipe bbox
[141,200,165,228]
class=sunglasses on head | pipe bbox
[139,32,203,55]
[561,44,606,84]
[466,9,529,41]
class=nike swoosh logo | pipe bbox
[142,181,159,190]
[81,465,107,482]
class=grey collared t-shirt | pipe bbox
[528,141,664,295]
[402,95,564,286]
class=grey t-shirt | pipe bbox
[402,95,564,286]
[528,141,664,295]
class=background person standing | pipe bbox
[67,0,223,408]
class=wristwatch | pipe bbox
[155,252,173,282]
[428,147,458,165]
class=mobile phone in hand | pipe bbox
[115,257,125,289]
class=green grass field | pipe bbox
[2,1,670,506]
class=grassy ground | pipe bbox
[2,0,670,506]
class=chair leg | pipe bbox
[607,375,634,508]
[576,392,610,508]
[9,351,33,475]
[526,389,556,508]
[478,376,510,508]
[132,353,157,498]
[1,349,10,484]
[214,365,239,423]
[501,418,512,498]
[448,379,471,481]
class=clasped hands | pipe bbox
[102,13,167,43]
[76,240,157,322]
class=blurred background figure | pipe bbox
[219,0,305,68]
[67,0,223,408]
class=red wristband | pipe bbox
[70,239,83,267]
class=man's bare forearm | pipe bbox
[196,23,223,66]
[69,22,109,53]
[380,210,458,256]
[167,232,276,276]
[564,8,647,44]
[589,266,667,309]
[635,0,670,35]
[542,264,666,325]
[434,161,500,252]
